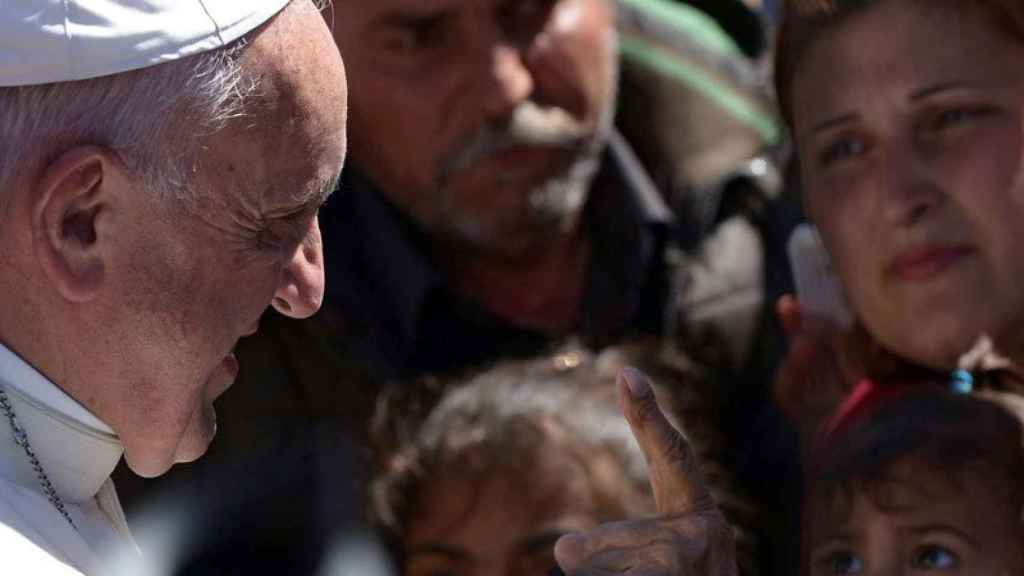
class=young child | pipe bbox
[371,344,757,576]
[804,375,1024,575]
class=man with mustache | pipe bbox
[302,0,775,382]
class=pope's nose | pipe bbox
[272,218,325,319]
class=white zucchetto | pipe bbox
[0,0,291,87]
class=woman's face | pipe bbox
[792,0,1024,369]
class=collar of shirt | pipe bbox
[320,130,674,378]
[0,343,123,504]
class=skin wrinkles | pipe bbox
[329,0,616,260]
[3,0,352,477]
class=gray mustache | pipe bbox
[438,101,589,184]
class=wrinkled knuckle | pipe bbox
[660,429,695,470]
[630,392,661,424]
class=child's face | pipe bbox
[808,456,1024,575]
[403,438,645,576]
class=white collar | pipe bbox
[0,344,123,504]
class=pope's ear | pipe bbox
[32,146,123,303]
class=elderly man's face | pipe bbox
[326,0,617,258]
[109,1,348,476]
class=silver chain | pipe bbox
[0,389,77,531]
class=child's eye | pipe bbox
[819,550,864,575]
[913,545,958,570]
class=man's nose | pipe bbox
[272,217,325,319]
[481,41,535,120]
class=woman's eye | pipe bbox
[925,106,994,133]
[913,545,958,571]
[937,109,969,126]
[819,137,866,167]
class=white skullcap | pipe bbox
[0,0,292,87]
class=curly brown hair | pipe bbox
[370,342,760,574]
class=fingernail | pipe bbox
[553,532,586,574]
[622,366,651,398]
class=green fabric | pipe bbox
[618,34,781,145]
[617,0,742,57]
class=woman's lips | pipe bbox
[885,245,975,282]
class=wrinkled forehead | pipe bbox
[214,1,347,204]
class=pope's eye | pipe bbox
[255,229,283,251]
[913,545,958,571]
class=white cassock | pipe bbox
[0,344,136,575]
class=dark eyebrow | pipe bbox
[909,81,970,102]
[317,170,342,206]
[406,543,468,560]
[371,7,453,30]
[812,532,854,545]
[809,113,859,136]
[908,524,980,548]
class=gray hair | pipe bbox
[0,32,262,216]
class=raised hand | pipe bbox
[553,367,737,576]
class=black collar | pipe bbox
[318,130,673,378]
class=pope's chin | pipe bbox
[121,381,221,477]
[122,410,217,478]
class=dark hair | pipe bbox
[371,343,759,573]
[807,386,1024,573]
[815,389,1023,493]
[773,0,1024,127]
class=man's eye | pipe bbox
[500,0,555,38]
[913,545,958,571]
[393,15,448,51]
[819,137,866,167]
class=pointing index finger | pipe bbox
[618,366,712,516]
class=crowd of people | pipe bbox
[0,0,1022,574]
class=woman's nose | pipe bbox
[881,142,945,227]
